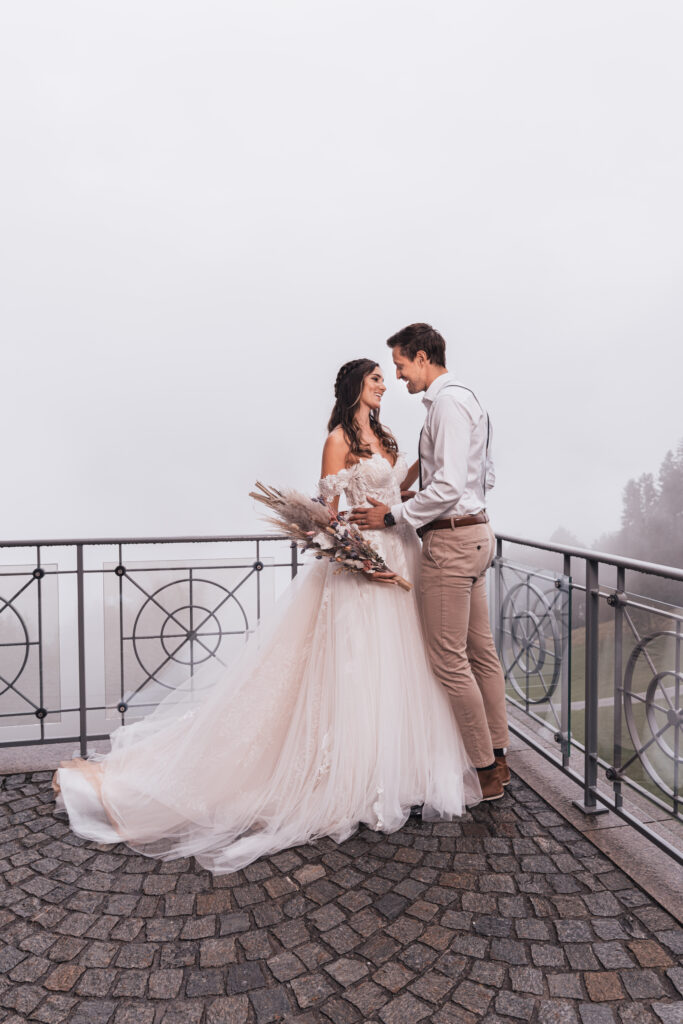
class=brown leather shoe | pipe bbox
[495,755,511,787]
[476,765,504,801]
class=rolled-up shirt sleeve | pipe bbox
[392,399,473,529]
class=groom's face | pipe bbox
[392,347,429,394]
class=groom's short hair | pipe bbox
[386,323,446,367]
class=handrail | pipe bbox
[497,532,683,582]
[0,534,289,548]
[3,530,679,582]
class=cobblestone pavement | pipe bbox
[0,771,681,1024]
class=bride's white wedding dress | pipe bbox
[55,454,480,873]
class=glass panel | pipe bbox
[0,563,60,735]
[615,588,682,815]
[102,556,276,723]
[495,558,571,746]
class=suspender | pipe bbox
[417,383,491,493]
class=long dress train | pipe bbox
[54,453,480,873]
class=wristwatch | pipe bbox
[384,511,396,528]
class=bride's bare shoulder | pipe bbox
[324,426,349,453]
[321,427,351,478]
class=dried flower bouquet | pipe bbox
[250,482,412,591]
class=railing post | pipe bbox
[494,536,503,654]
[573,557,607,815]
[674,620,681,820]
[76,544,88,759]
[290,541,298,579]
[560,554,571,768]
[612,566,625,810]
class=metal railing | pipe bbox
[495,533,683,864]
[0,534,299,757]
[1,530,681,862]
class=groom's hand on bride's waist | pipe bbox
[350,497,389,530]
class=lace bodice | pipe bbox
[318,452,408,508]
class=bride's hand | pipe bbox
[366,570,398,585]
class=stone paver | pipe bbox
[0,771,680,1022]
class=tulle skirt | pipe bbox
[55,525,480,873]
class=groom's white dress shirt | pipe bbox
[390,372,495,530]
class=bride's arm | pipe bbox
[320,430,350,515]
[400,459,419,490]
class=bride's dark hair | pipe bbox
[328,358,398,467]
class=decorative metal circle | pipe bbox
[623,630,682,800]
[114,565,126,577]
[117,701,128,714]
[131,577,249,688]
[510,610,546,675]
[0,601,30,694]
[160,605,221,665]
[32,568,45,580]
[253,561,264,572]
[500,580,562,703]
[35,707,47,720]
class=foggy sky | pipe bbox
[2,1,682,548]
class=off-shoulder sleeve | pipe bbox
[318,468,349,502]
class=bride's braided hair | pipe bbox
[328,358,398,467]
[334,358,366,397]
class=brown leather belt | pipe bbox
[417,510,489,539]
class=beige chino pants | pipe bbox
[419,522,509,768]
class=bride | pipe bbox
[54,358,481,873]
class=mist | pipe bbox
[2,1,681,548]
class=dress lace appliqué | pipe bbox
[318,453,407,508]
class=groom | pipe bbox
[350,323,510,801]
